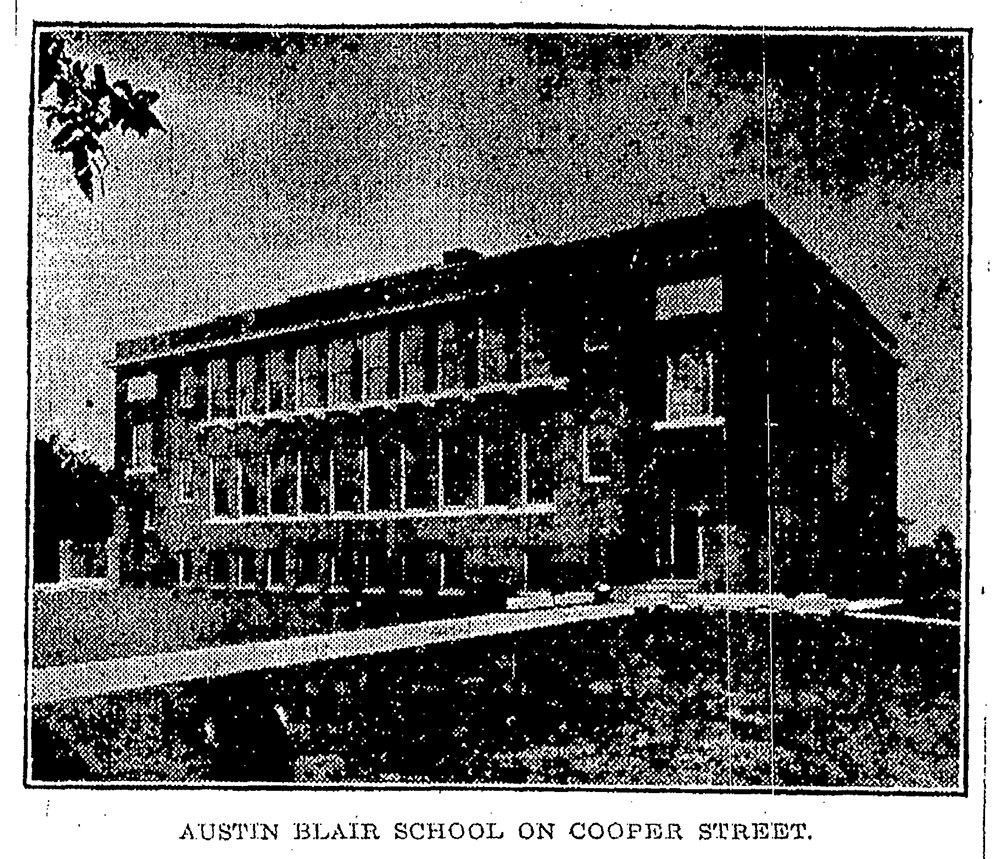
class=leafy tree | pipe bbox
[38,33,165,200]
[700,35,965,196]
[32,435,116,583]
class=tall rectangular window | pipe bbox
[328,338,357,404]
[297,343,328,410]
[440,550,467,593]
[298,546,332,591]
[236,548,262,589]
[665,351,714,420]
[437,320,462,390]
[236,354,266,416]
[301,450,331,515]
[525,419,556,504]
[482,418,520,506]
[179,459,195,502]
[131,422,154,470]
[269,451,299,515]
[239,456,267,517]
[266,547,288,589]
[399,325,427,397]
[211,457,236,518]
[361,330,390,401]
[583,423,614,482]
[442,430,477,507]
[401,550,437,593]
[207,551,232,587]
[178,365,199,410]
[833,336,848,407]
[367,435,400,511]
[402,429,437,510]
[479,318,509,385]
[266,348,296,412]
[332,436,363,513]
[178,549,195,586]
[522,315,553,381]
[208,358,235,419]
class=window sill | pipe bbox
[439,589,466,597]
[652,416,725,430]
[195,376,569,430]
[125,466,158,477]
[207,504,555,525]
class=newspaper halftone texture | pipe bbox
[28,27,966,790]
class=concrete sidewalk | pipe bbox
[32,602,635,705]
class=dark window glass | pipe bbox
[403,430,437,510]
[236,354,266,416]
[522,315,553,381]
[211,457,236,517]
[482,418,520,506]
[402,550,437,592]
[332,436,363,513]
[442,430,477,507]
[440,550,466,592]
[236,548,262,589]
[269,452,298,515]
[525,419,556,504]
[207,550,232,587]
[367,435,400,511]
[240,456,267,516]
[329,338,357,404]
[267,547,287,588]
[301,450,331,515]
[585,423,614,481]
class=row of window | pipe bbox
[182,545,478,593]
[179,313,553,421]
[202,423,560,519]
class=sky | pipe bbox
[30,28,967,545]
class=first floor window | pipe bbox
[482,421,520,506]
[401,550,437,592]
[583,422,614,482]
[440,550,466,593]
[211,457,236,518]
[402,430,437,510]
[178,364,201,411]
[525,419,557,504]
[207,550,232,587]
[269,452,298,515]
[332,437,363,513]
[479,318,510,385]
[240,456,267,516]
[522,315,553,381]
[301,450,331,515]
[298,547,334,591]
[442,430,477,507]
[236,548,263,589]
[367,435,401,511]
[267,547,288,588]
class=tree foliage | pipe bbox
[700,35,965,196]
[32,434,116,582]
[38,33,165,200]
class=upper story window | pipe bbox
[665,351,715,421]
[361,330,391,401]
[208,358,235,419]
[239,456,267,517]
[329,338,357,405]
[833,336,848,407]
[236,354,266,417]
[522,316,553,382]
[210,457,236,518]
[481,410,520,507]
[402,428,437,510]
[438,320,463,390]
[441,428,477,508]
[269,451,298,515]
[178,365,201,411]
[131,422,154,470]
[301,449,331,515]
[479,318,510,385]
[266,348,296,412]
[399,325,427,397]
[298,343,329,410]
[126,373,157,402]
[525,418,556,504]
